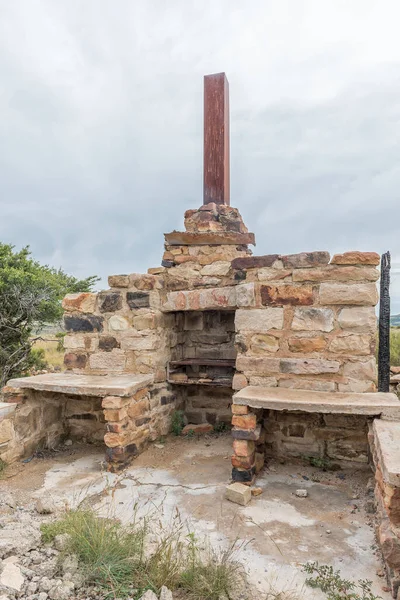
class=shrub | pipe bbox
[171,410,185,436]
[390,328,400,366]
[303,562,381,599]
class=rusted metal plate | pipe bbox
[204,73,230,206]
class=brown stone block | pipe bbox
[164,231,255,246]
[281,252,330,268]
[250,333,280,354]
[232,404,249,415]
[64,353,87,369]
[331,251,380,266]
[233,439,255,457]
[232,373,248,390]
[236,356,280,374]
[280,358,340,374]
[319,283,378,306]
[288,336,327,352]
[108,274,130,288]
[231,453,255,469]
[378,520,400,568]
[232,414,257,430]
[62,292,97,313]
[103,408,128,422]
[133,388,148,401]
[232,425,262,441]
[261,285,313,306]
[293,266,379,282]
[98,291,123,313]
[127,399,150,419]
[130,274,157,290]
[329,334,371,355]
[102,396,127,409]
[231,255,279,270]
[182,423,213,435]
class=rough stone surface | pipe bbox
[235,308,284,331]
[62,293,96,313]
[331,251,380,265]
[280,358,340,374]
[261,284,313,306]
[338,307,377,331]
[64,314,103,333]
[281,251,330,268]
[319,283,378,306]
[291,308,334,332]
[225,482,252,506]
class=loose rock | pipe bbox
[295,489,308,498]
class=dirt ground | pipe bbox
[1,433,391,599]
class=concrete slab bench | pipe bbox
[1,372,176,470]
[233,386,400,419]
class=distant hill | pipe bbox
[391,315,400,327]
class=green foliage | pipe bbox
[41,507,246,600]
[213,421,228,433]
[306,456,333,471]
[171,410,185,436]
[390,328,400,366]
[0,458,7,479]
[29,347,48,371]
[303,562,381,600]
[55,332,66,353]
[0,243,99,386]
[41,509,146,597]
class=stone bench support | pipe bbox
[1,373,177,470]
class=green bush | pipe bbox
[171,410,185,436]
[303,562,381,599]
[390,328,400,366]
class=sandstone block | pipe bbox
[200,261,231,276]
[232,414,257,430]
[0,419,14,444]
[235,308,284,331]
[236,283,256,307]
[231,453,255,470]
[99,335,120,351]
[338,307,377,331]
[343,358,377,381]
[329,334,371,355]
[233,439,255,457]
[378,520,400,569]
[130,274,157,290]
[291,307,334,332]
[281,252,330,268]
[89,350,126,371]
[249,376,278,387]
[127,399,150,419]
[98,291,123,313]
[255,452,265,474]
[127,291,150,309]
[109,315,129,331]
[232,425,262,441]
[232,404,249,415]
[338,379,375,392]
[63,334,98,352]
[120,333,159,351]
[280,358,340,374]
[102,396,127,409]
[62,292,97,313]
[64,314,103,333]
[164,231,255,246]
[292,266,379,282]
[133,313,158,330]
[182,423,213,435]
[258,268,292,282]
[288,336,327,353]
[279,378,335,392]
[250,333,280,354]
[231,255,280,270]
[103,408,128,422]
[225,482,251,506]
[319,283,378,306]
[331,251,380,266]
[108,274,130,287]
[64,353,87,369]
[236,356,280,374]
[232,374,248,390]
[261,284,313,306]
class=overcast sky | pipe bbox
[1,1,400,311]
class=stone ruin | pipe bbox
[2,72,400,596]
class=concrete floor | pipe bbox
[15,432,388,599]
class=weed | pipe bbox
[41,509,146,597]
[171,410,185,436]
[303,562,381,599]
[305,456,333,471]
[186,428,195,438]
[0,458,7,479]
[213,421,228,433]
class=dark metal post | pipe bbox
[378,251,391,392]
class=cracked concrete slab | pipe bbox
[22,434,389,599]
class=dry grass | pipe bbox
[32,337,64,370]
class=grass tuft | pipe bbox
[171,410,185,436]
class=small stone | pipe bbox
[35,498,56,515]
[53,534,71,552]
[295,489,308,498]
[139,591,158,600]
[326,529,331,534]
[0,562,24,591]
[159,586,173,600]
[154,444,164,449]
[64,439,73,447]
[225,482,252,506]
[251,487,263,497]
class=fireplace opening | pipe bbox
[167,310,237,426]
